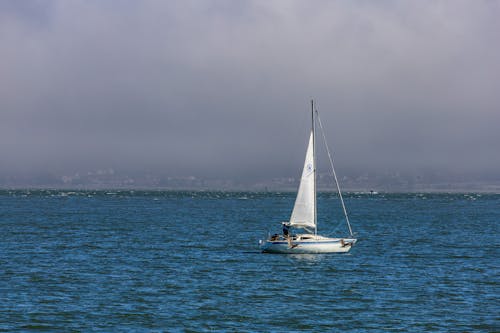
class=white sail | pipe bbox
[289,131,315,230]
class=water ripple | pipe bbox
[0,191,498,331]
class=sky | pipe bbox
[1,0,499,184]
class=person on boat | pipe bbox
[282,222,294,248]
[282,222,290,237]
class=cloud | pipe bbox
[1,0,499,183]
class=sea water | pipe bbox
[0,190,498,332]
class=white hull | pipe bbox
[260,234,356,254]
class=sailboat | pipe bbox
[259,100,357,254]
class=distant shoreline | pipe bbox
[1,186,499,194]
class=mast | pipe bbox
[311,99,317,235]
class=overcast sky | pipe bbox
[1,0,499,182]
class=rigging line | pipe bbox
[326,219,346,237]
[315,110,354,237]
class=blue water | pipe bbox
[0,190,498,332]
